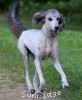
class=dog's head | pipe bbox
[32,9,65,37]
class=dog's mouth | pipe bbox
[49,28,58,36]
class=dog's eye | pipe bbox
[48,17,52,21]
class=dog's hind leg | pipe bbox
[34,58,45,95]
[33,67,43,95]
[18,41,35,93]
[23,54,35,93]
[33,67,38,91]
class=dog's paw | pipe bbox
[62,81,69,90]
[63,85,69,90]
[30,89,35,94]
[36,92,43,97]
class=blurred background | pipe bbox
[0,0,82,30]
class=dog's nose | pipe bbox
[55,26,59,30]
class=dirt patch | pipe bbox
[0,69,61,100]
[0,85,62,100]
[0,84,42,100]
[0,85,25,100]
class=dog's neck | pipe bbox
[41,24,52,38]
[41,24,55,39]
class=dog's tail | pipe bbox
[7,2,26,38]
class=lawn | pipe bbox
[0,16,82,100]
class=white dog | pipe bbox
[7,2,69,95]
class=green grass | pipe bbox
[0,17,82,100]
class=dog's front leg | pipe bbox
[34,58,45,94]
[53,58,69,89]
[52,42,69,89]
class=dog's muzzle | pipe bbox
[49,28,59,37]
[49,26,63,37]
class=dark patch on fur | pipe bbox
[32,11,46,25]
[59,13,65,32]
[25,46,35,60]
[7,2,26,38]
[38,47,41,51]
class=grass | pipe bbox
[0,16,82,100]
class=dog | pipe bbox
[7,2,69,95]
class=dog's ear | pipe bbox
[59,13,66,32]
[60,13,65,28]
[32,11,46,25]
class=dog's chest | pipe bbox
[38,39,53,60]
